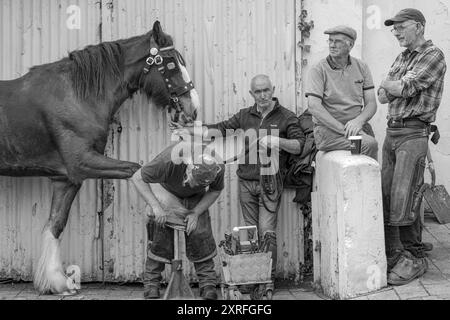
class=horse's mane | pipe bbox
[68,30,174,102]
[69,41,124,100]
[29,28,175,103]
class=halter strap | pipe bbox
[160,46,175,52]
[142,41,195,123]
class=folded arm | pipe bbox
[380,50,446,99]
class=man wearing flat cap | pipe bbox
[378,8,447,286]
[305,25,378,160]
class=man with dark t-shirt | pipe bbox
[131,142,225,300]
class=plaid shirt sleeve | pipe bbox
[402,49,447,98]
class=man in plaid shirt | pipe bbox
[378,8,447,286]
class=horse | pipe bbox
[0,21,200,295]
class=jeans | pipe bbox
[238,179,281,278]
[381,127,429,258]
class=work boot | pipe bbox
[386,249,404,272]
[144,286,160,299]
[387,253,428,286]
[200,286,218,300]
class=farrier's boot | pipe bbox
[144,286,160,299]
[200,286,218,300]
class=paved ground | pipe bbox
[1,217,450,301]
[351,216,450,301]
[0,282,322,301]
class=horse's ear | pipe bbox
[152,21,163,45]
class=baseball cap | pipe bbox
[190,154,221,186]
[385,8,426,26]
[324,25,357,41]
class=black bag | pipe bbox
[284,110,376,205]
[284,110,318,205]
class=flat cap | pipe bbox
[385,8,426,26]
[324,25,357,41]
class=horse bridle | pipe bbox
[142,45,195,122]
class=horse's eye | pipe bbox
[167,62,176,70]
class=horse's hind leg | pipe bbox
[34,178,81,295]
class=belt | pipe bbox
[387,118,430,129]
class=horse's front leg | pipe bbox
[70,151,142,181]
[34,178,81,295]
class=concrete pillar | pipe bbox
[312,151,387,299]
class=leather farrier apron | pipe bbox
[147,193,217,263]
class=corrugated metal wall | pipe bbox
[0,0,102,281]
[101,0,304,282]
[1,0,305,282]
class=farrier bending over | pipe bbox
[305,25,378,160]
[378,8,447,286]
[131,143,225,300]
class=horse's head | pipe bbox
[124,21,200,126]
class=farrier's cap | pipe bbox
[384,8,426,26]
[324,25,357,41]
[190,154,222,186]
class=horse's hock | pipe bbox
[311,151,387,300]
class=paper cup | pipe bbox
[349,136,362,155]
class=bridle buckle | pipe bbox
[142,43,195,123]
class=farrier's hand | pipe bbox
[152,204,168,226]
[344,119,364,138]
[185,212,200,236]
